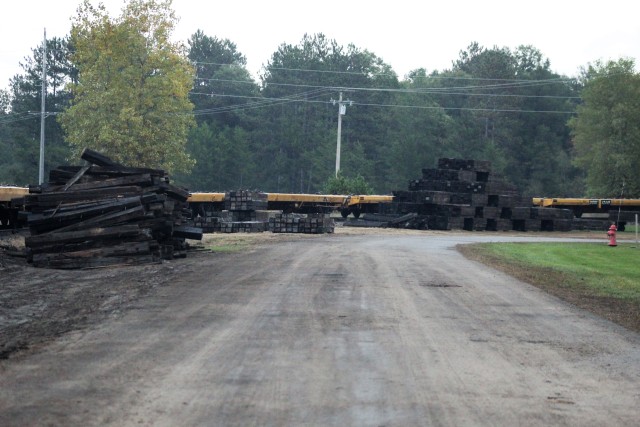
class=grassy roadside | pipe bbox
[458,242,640,333]
[201,234,256,253]
[196,231,325,253]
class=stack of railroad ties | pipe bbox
[349,158,576,231]
[219,190,270,233]
[191,190,335,234]
[21,148,202,269]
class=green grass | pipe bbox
[474,242,640,300]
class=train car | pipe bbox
[186,192,394,218]
[267,193,348,214]
[533,197,640,217]
[0,186,28,229]
[187,192,226,217]
[343,194,395,218]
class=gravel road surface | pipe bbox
[1,232,639,426]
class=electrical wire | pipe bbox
[193,76,581,100]
[0,112,38,125]
[189,88,333,116]
[188,91,577,115]
[1,60,578,120]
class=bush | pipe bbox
[322,173,373,195]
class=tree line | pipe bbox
[1,0,638,198]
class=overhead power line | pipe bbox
[193,76,581,100]
[189,91,576,115]
[189,88,333,116]
[0,112,37,125]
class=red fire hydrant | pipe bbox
[607,224,617,247]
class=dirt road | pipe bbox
[1,231,639,426]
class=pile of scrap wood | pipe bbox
[22,148,202,269]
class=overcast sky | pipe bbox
[1,0,639,91]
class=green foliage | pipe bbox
[384,68,456,190]
[569,59,640,197]
[0,37,74,185]
[173,30,259,191]
[253,33,399,193]
[59,0,195,173]
[174,122,252,191]
[446,43,581,196]
[188,30,259,128]
[1,27,613,198]
[176,38,582,195]
[0,89,9,114]
[322,173,373,195]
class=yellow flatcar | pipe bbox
[0,186,29,228]
[533,197,640,217]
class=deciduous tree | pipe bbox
[59,0,195,173]
[569,59,640,197]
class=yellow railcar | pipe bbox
[0,186,29,228]
[186,192,394,218]
[532,197,640,217]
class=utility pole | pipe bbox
[39,28,47,185]
[332,92,352,177]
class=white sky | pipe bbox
[1,0,639,91]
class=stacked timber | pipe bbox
[270,213,334,234]
[510,206,573,231]
[377,158,573,231]
[221,190,270,233]
[22,148,201,269]
[224,190,268,211]
[224,190,270,232]
[572,218,611,231]
[343,212,417,228]
[218,220,268,233]
[191,210,225,233]
[193,190,271,233]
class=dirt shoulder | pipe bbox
[0,231,203,359]
[0,229,337,360]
